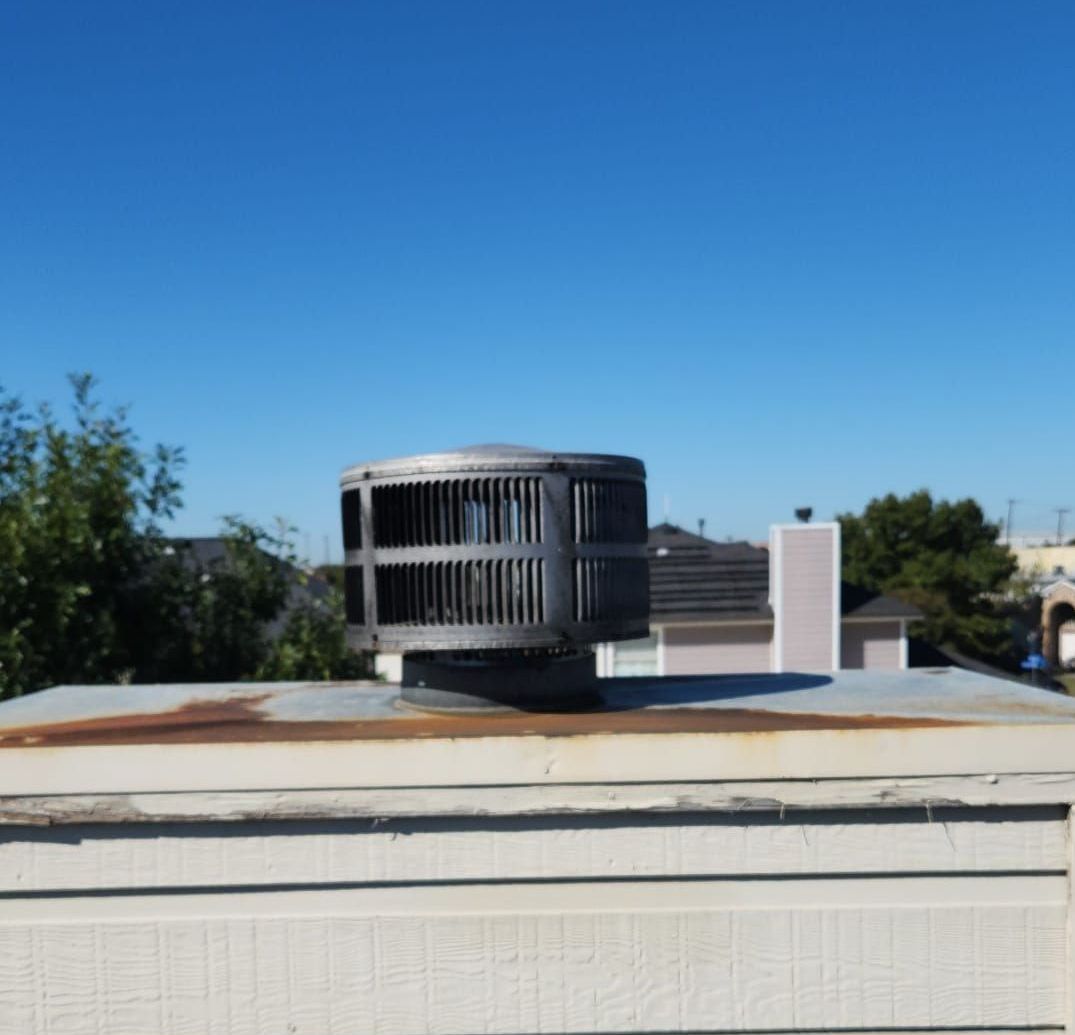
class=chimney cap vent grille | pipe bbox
[340,444,649,709]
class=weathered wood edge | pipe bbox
[3,772,1075,826]
[9,724,1075,797]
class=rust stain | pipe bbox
[0,694,969,748]
[0,695,274,746]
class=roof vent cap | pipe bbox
[340,444,649,710]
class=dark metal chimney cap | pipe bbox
[340,443,649,710]
[341,444,645,486]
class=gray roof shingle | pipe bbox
[840,580,922,620]
[648,524,771,622]
[647,523,921,623]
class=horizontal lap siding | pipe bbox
[0,808,1068,1034]
[841,619,903,669]
[776,525,837,672]
[0,882,1066,1034]
[662,623,772,675]
[0,808,1065,891]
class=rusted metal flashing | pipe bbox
[0,698,967,748]
[2,668,1074,751]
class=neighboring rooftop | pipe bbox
[648,523,770,621]
[839,581,922,619]
[647,523,921,624]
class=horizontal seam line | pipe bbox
[1,869,1063,899]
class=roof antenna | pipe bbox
[795,507,813,523]
[698,518,706,538]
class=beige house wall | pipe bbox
[772,524,839,672]
[840,620,903,670]
[661,623,772,675]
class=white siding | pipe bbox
[663,623,772,675]
[841,619,903,669]
[0,808,1068,1034]
[2,810,1062,891]
[0,892,1065,1034]
[608,633,660,676]
[6,672,1075,1035]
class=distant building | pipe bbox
[596,522,921,677]
[1006,545,1075,669]
[1040,578,1075,669]
[1012,544,1075,587]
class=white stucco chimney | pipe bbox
[770,522,841,673]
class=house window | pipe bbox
[610,633,660,677]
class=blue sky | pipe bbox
[2,1,1072,557]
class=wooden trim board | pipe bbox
[6,773,1075,825]
[6,724,1075,796]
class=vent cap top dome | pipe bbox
[341,443,645,485]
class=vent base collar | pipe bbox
[400,648,599,712]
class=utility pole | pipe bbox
[1005,498,1018,545]
[1055,507,1070,546]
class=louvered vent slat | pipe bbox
[573,557,650,623]
[341,447,647,655]
[570,478,648,544]
[371,477,545,548]
[374,559,547,627]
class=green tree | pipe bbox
[0,374,183,696]
[258,596,370,681]
[0,376,368,698]
[148,519,369,683]
[839,490,1019,667]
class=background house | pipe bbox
[1040,578,1075,669]
[596,522,921,677]
[1009,545,1075,668]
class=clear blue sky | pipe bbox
[3,2,1072,557]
